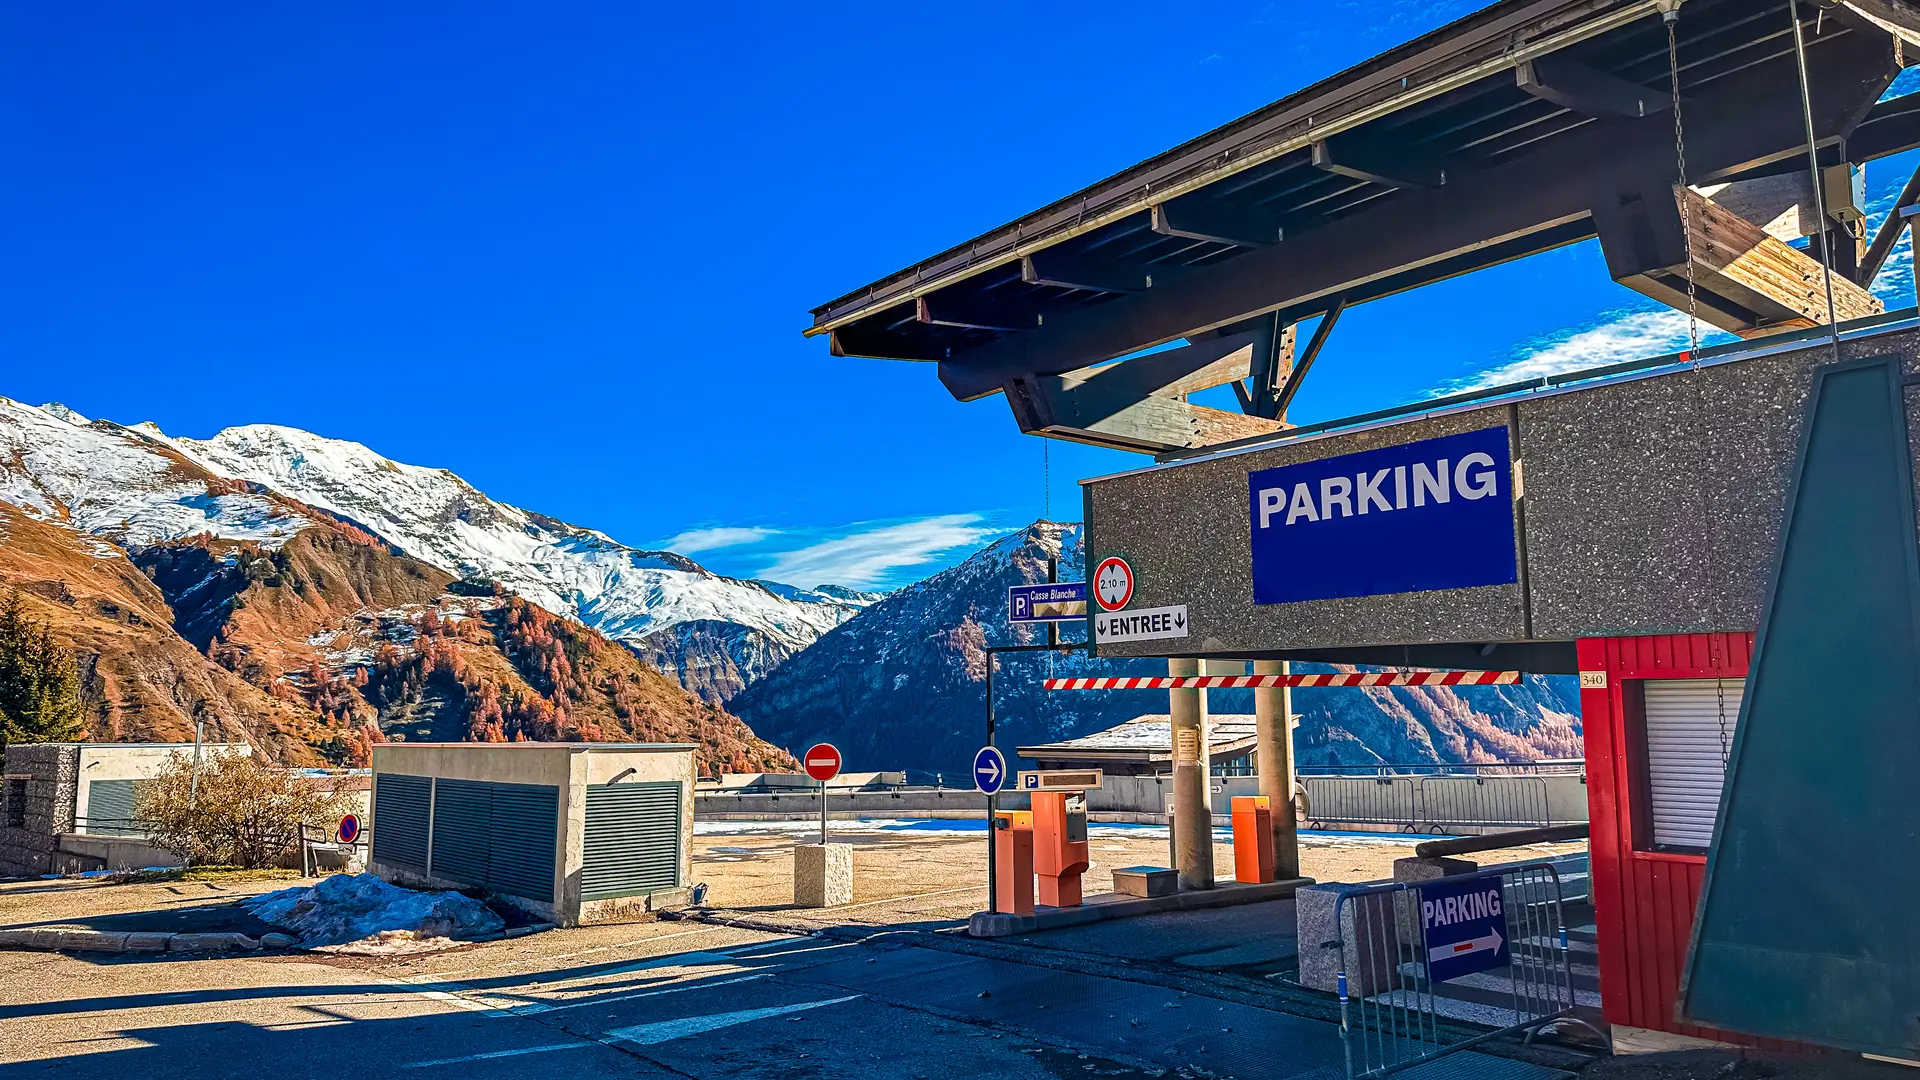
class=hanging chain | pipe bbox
[1715,675,1731,770]
[1665,7,1703,369]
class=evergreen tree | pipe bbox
[0,591,86,750]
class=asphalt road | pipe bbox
[0,921,1590,1080]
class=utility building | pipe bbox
[369,743,694,927]
[811,0,1920,1058]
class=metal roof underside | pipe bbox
[809,0,1920,407]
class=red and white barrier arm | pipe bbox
[1041,671,1522,690]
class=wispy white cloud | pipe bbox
[757,514,1000,590]
[663,526,779,554]
[1434,308,1719,395]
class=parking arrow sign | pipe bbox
[973,746,1007,795]
[1419,875,1512,982]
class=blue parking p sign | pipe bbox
[1419,876,1511,983]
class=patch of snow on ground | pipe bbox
[244,873,504,950]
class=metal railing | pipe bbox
[71,815,146,839]
[1417,776,1551,832]
[1333,861,1605,1078]
[1304,777,1420,829]
[1303,775,1561,833]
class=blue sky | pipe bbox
[3,4,1916,589]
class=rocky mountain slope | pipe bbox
[728,522,1583,774]
[0,399,794,770]
[1,398,871,696]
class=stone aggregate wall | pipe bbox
[0,745,79,878]
[1085,330,1920,656]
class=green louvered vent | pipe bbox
[371,774,430,872]
[582,781,682,901]
[486,783,560,903]
[85,780,142,837]
[428,779,493,888]
[420,779,557,904]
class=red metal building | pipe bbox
[1578,632,1790,1050]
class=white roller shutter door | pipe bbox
[1642,678,1744,851]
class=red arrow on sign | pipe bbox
[802,743,842,782]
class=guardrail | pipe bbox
[1417,776,1551,832]
[1304,777,1420,829]
[1333,861,1605,1078]
[1303,775,1562,834]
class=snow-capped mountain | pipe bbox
[0,397,872,691]
[729,521,1583,773]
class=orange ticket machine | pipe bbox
[1030,790,1091,907]
[1231,795,1275,884]
[992,809,1034,914]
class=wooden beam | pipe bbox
[1271,298,1346,422]
[915,294,1039,333]
[1020,250,1190,294]
[1071,331,1267,401]
[1002,372,1286,454]
[1311,132,1446,189]
[1860,165,1920,285]
[1598,186,1883,337]
[1151,198,1283,247]
[829,325,945,361]
[1516,56,1670,118]
[933,30,1897,402]
[1237,318,1296,419]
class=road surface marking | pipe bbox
[417,926,731,980]
[606,995,861,1046]
[402,1043,594,1068]
[527,973,770,1014]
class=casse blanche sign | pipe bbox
[1247,427,1518,604]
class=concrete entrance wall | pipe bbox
[1082,329,1920,660]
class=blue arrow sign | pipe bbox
[973,746,1008,795]
[1419,875,1511,983]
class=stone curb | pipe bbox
[0,927,300,954]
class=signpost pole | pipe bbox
[986,654,997,914]
[820,777,828,846]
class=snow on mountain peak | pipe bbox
[0,397,309,549]
[36,402,90,426]
[154,420,866,649]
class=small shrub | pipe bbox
[134,751,353,868]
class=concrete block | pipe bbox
[793,843,853,908]
[123,932,172,953]
[1111,866,1178,898]
[1296,883,1406,997]
[0,928,61,950]
[167,932,259,953]
[1391,856,1477,883]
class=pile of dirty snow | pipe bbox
[245,873,504,952]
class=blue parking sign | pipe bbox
[1419,875,1511,982]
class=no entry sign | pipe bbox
[802,743,843,782]
[1419,875,1511,982]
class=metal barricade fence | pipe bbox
[1333,861,1602,1078]
[1416,775,1551,833]
[1303,776,1419,829]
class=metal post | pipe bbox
[986,651,997,914]
[819,778,828,846]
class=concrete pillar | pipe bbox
[1253,659,1300,880]
[1169,657,1213,890]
